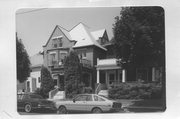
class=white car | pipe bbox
[55,94,122,114]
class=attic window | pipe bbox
[58,38,63,47]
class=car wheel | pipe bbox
[24,104,32,113]
[57,106,67,114]
[92,107,102,113]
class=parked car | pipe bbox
[55,94,122,114]
[17,93,56,113]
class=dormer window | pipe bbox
[52,36,63,48]
[54,44,57,48]
[58,38,63,47]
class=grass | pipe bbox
[131,98,165,107]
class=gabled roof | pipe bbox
[43,22,107,51]
[69,23,106,50]
[57,26,72,40]
[91,29,106,40]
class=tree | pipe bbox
[64,51,84,98]
[113,7,165,67]
[16,33,31,83]
[40,66,54,98]
[112,7,166,110]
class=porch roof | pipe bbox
[96,58,122,70]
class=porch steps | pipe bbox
[53,91,65,100]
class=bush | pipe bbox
[84,87,93,93]
[108,82,162,99]
[34,88,45,98]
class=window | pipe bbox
[54,44,57,48]
[109,73,115,85]
[136,68,148,82]
[79,52,86,59]
[27,81,30,88]
[29,94,43,99]
[82,52,86,58]
[86,95,93,101]
[94,95,105,101]
[75,95,87,101]
[38,77,41,83]
[59,52,67,64]
[58,38,63,47]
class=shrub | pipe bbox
[108,82,162,99]
[34,88,45,98]
[84,87,93,93]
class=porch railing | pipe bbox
[49,87,59,99]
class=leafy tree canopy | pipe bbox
[16,34,31,83]
[113,7,165,67]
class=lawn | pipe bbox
[125,98,166,112]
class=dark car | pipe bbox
[17,93,56,113]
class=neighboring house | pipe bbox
[43,22,163,91]
[17,80,26,94]
[26,52,43,92]
[96,41,163,86]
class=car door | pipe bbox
[84,95,94,112]
[68,95,87,112]
[17,94,24,109]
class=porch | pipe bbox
[96,58,126,87]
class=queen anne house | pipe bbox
[42,22,163,97]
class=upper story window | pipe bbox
[52,36,63,48]
[79,51,86,59]
[58,38,63,47]
[38,77,41,83]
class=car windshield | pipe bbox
[29,94,43,99]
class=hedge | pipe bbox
[108,82,162,99]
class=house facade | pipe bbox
[26,52,43,92]
[43,22,163,91]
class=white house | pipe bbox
[26,52,43,92]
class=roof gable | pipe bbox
[70,23,107,50]
[44,23,107,51]
[91,29,106,40]
[43,25,75,47]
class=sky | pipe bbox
[16,7,122,56]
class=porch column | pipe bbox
[122,69,126,82]
[152,67,155,81]
[97,69,100,83]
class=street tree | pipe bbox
[112,7,165,108]
[64,50,84,98]
[16,33,31,83]
[40,66,54,98]
[113,7,165,67]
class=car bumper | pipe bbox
[35,105,57,111]
[108,108,123,113]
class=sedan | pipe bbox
[55,94,122,114]
[17,93,56,113]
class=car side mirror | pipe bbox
[73,99,76,103]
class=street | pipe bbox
[18,99,164,115]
